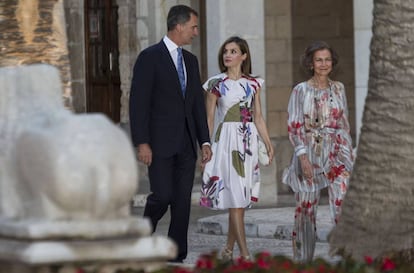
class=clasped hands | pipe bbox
[299,154,313,180]
[201,144,213,166]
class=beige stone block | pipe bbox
[335,60,355,87]
[265,64,277,87]
[309,16,340,38]
[265,16,277,39]
[345,86,356,109]
[266,87,291,112]
[64,0,81,9]
[292,16,306,38]
[117,6,129,24]
[338,0,353,19]
[331,38,354,60]
[293,0,336,16]
[267,111,279,137]
[137,19,149,42]
[65,11,84,45]
[68,44,85,81]
[265,89,277,112]
[118,24,138,52]
[277,111,289,137]
[264,64,274,88]
[267,111,288,138]
[71,81,86,113]
[293,71,308,85]
[265,0,291,16]
[292,39,307,60]
[266,39,291,63]
[266,15,292,39]
[275,15,292,39]
[339,15,355,37]
[128,26,139,50]
[266,62,293,87]
[293,15,341,39]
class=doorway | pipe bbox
[85,0,121,123]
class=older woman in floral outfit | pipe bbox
[283,41,354,262]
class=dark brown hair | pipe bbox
[218,36,252,75]
[167,5,198,31]
[301,40,339,76]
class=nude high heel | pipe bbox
[220,247,233,261]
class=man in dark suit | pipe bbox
[129,5,212,263]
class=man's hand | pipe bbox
[200,144,212,167]
[137,143,152,166]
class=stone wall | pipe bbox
[64,0,86,113]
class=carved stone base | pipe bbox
[0,263,170,273]
[0,235,177,273]
[0,217,152,239]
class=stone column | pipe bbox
[353,0,373,146]
[264,0,294,195]
[117,0,138,127]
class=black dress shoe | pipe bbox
[168,258,183,263]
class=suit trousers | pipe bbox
[144,127,196,262]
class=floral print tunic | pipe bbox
[200,73,263,209]
[282,80,354,192]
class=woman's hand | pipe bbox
[299,154,313,180]
[266,143,274,165]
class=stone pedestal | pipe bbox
[0,64,176,272]
[0,235,175,273]
[0,216,177,272]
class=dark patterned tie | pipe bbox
[177,47,186,96]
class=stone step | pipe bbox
[196,205,333,242]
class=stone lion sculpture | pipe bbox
[0,64,143,235]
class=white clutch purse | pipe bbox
[258,139,270,165]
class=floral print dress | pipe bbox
[282,80,354,262]
[200,73,264,210]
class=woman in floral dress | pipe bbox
[282,41,354,262]
[200,36,274,261]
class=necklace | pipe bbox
[311,80,331,156]
[310,77,329,90]
[310,79,333,128]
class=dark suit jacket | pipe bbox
[129,40,210,158]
